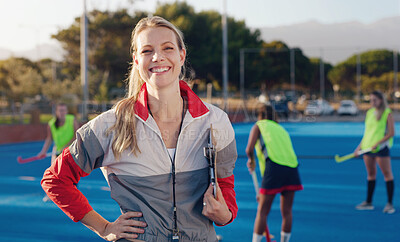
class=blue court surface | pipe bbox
[1,122,400,241]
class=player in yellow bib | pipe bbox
[246,105,303,242]
[38,103,78,202]
[38,103,79,162]
[354,91,395,214]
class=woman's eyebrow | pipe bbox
[161,41,175,45]
[140,41,175,48]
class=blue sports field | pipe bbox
[1,122,399,241]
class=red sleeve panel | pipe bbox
[217,174,237,226]
[41,147,93,222]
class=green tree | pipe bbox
[41,78,81,103]
[309,58,333,96]
[361,72,394,94]
[52,9,148,97]
[33,58,82,104]
[327,49,398,93]
[244,41,314,92]
[0,58,43,102]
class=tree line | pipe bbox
[0,2,399,107]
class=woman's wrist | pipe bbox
[223,211,233,225]
[99,221,111,239]
[81,210,110,239]
[216,210,232,226]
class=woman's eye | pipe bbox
[165,47,173,50]
[141,50,152,54]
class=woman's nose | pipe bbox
[152,52,165,62]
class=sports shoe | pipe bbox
[355,201,374,210]
[383,203,395,214]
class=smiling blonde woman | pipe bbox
[41,16,238,242]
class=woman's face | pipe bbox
[133,27,186,90]
[55,105,68,120]
[370,94,382,108]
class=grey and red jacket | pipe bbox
[41,81,238,241]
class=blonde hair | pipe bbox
[371,90,388,120]
[107,16,187,160]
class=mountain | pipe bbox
[0,48,13,60]
[259,16,400,64]
[0,43,65,62]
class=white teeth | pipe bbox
[151,67,169,73]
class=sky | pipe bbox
[0,0,399,52]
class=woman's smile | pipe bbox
[149,66,171,74]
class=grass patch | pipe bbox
[0,114,53,125]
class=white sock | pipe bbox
[280,231,291,242]
[252,233,263,242]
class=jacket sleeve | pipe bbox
[213,111,238,226]
[217,174,237,226]
[41,147,93,222]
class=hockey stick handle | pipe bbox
[17,152,52,164]
[251,170,259,194]
[357,147,373,156]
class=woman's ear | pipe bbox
[133,53,139,66]
[180,48,186,66]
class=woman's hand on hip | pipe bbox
[202,183,232,225]
[101,211,147,241]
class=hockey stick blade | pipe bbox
[335,148,373,163]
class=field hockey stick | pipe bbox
[17,152,52,164]
[251,170,259,194]
[334,147,372,163]
[250,170,273,242]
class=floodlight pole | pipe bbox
[240,49,245,100]
[222,0,228,110]
[290,49,295,101]
[81,0,89,122]
[320,48,325,99]
[394,49,398,110]
[356,52,361,103]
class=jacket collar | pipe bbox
[134,80,209,121]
